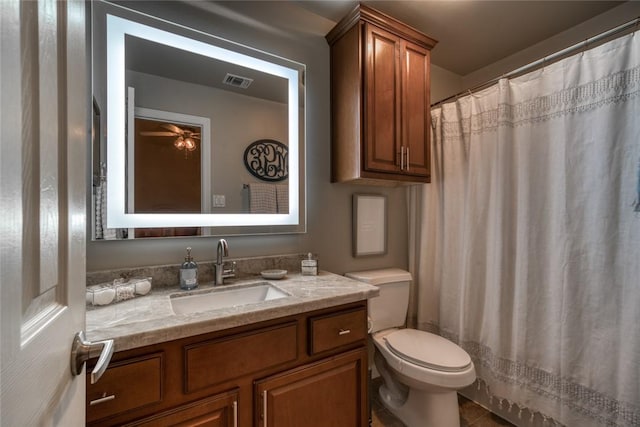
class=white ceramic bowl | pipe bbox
[260,269,287,280]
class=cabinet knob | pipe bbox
[338,329,351,336]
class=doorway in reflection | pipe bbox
[129,114,208,238]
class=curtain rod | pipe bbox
[432,16,640,107]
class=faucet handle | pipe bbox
[222,261,236,278]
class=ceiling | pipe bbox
[126,35,289,103]
[124,0,631,85]
[293,1,625,76]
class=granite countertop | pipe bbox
[86,271,379,352]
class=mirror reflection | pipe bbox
[91,2,305,240]
[132,114,204,238]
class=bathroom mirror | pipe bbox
[91,1,305,239]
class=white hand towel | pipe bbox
[248,183,277,213]
[276,184,289,213]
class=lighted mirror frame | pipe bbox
[106,14,301,229]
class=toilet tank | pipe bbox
[345,268,412,333]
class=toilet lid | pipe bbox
[384,329,472,372]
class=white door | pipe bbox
[1,0,89,425]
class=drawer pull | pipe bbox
[89,394,115,406]
[338,329,351,336]
[263,390,268,427]
[233,400,238,427]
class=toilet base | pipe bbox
[374,344,463,427]
[380,385,460,427]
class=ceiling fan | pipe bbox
[140,123,200,151]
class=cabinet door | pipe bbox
[255,349,367,427]
[364,23,402,174]
[401,40,431,178]
[124,389,239,427]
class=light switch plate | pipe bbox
[212,194,226,208]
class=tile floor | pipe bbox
[370,378,515,427]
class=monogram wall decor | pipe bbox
[243,139,288,182]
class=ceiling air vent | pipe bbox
[223,73,253,89]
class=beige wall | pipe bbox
[430,64,464,104]
[87,2,409,275]
[87,1,638,276]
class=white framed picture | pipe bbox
[352,194,387,257]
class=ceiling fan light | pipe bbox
[174,137,185,149]
[184,137,196,151]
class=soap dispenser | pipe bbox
[301,252,318,276]
[180,247,198,290]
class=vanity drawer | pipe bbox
[309,308,367,355]
[87,352,163,423]
[184,322,298,393]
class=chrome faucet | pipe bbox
[214,239,235,285]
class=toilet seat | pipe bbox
[372,329,476,390]
[383,329,472,372]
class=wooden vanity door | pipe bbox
[255,349,368,427]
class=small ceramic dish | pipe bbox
[260,269,287,280]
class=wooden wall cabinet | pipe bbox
[327,5,437,184]
[86,302,368,427]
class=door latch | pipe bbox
[70,331,114,384]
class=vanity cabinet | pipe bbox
[86,302,368,427]
[326,4,437,184]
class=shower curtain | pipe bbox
[408,32,640,426]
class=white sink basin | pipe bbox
[170,282,290,315]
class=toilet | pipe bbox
[345,268,476,427]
